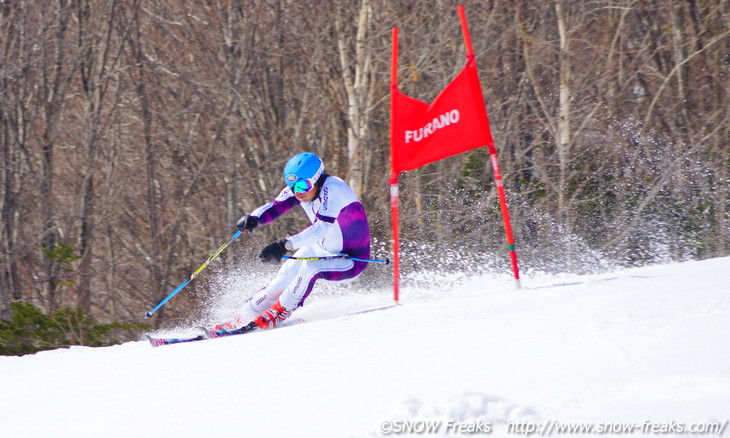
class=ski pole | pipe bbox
[145,230,243,318]
[282,255,390,264]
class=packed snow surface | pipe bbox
[1,257,729,437]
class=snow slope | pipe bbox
[1,257,729,437]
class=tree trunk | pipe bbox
[555,0,571,223]
[336,0,373,198]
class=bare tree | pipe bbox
[1,0,727,324]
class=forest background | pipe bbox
[1,0,728,336]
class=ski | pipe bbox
[146,331,209,347]
[147,318,307,347]
[147,324,255,347]
[146,304,395,348]
[204,321,259,339]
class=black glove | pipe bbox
[259,239,289,263]
[237,215,259,233]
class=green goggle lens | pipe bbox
[291,179,313,193]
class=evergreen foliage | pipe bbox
[0,302,150,356]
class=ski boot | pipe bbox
[252,300,292,329]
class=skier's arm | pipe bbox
[243,187,299,227]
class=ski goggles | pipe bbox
[288,178,314,194]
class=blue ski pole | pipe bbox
[145,230,243,318]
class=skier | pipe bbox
[219,152,370,332]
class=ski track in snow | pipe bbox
[1,257,729,437]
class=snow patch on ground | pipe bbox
[1,257,729,437]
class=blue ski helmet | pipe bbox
[283,152,324,193]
